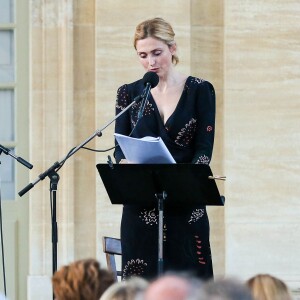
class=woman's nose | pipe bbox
[148,55,155,66]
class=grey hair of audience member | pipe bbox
[191,277,254,300]
[143,271,204,300]
[100,276,148,300]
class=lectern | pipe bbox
[97,163,224,276]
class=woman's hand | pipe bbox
[119,159,129,164]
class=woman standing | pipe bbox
[114,17,216,280]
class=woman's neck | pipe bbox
[156,71,187,93]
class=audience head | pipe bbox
[52,258,115,300]
[100,276,148,300]
[194,277,254,300]
[143,272,202,300]
[246,273,292,300]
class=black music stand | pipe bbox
[96,163,225,276]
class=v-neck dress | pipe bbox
[114,76,216,280]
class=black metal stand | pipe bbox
[49,172,59,300]
[155,191,167,276]
[0,154,7,297]
[49,171,59,275]
[17,92,145,289]
[14,76,155,297]
[0,146,32,298]
[97,163,225,277]
[18,95,143,197]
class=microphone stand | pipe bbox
[18,94,143,279]
[0,146,33,298]
[19,94,142,197]
[0,153,6,297]
[137,83,151,120]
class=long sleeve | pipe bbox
[113,84,131,163]
[192,81,216,164]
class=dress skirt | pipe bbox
[121,204,213,280]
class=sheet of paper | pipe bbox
[114,133,176,164]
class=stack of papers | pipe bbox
[114,133,176,164]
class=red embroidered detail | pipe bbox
[207,125,213,132]
[195,236,206,265]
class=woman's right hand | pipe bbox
[119,159,129,164]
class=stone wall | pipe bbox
[27,0,300,298]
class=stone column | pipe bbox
[28,0,96,298]
[191,0,225,276]
[224,0,300,288]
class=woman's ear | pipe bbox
[170,43,177,55]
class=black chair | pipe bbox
[102,236,122,281]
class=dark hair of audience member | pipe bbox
[52,258,115,300]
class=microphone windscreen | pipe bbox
[142,72,159,88]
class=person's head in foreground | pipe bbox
[246,273,292,300]
[52,258,115,300]
[194,277,254,300]
[143,273,202,300]
[100,276,148,300]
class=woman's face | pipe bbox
[136,37,176,78]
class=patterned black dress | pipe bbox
[114,76,215,280]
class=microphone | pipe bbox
[142,71,160,89]
[138,72,159,119]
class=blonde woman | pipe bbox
[114,17,216,280]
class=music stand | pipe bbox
[96,163,225,276]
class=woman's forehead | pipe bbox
[136,37,167,52]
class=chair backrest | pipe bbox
[102,236,122,282]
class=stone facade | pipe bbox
[27,0,300,299]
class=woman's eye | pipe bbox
[138,53,147,59]
[154,51,162,56]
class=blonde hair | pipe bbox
[133,17,179,65]
[247,274,292,300]
[52,258,115,300]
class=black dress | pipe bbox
[114,76,216,280]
